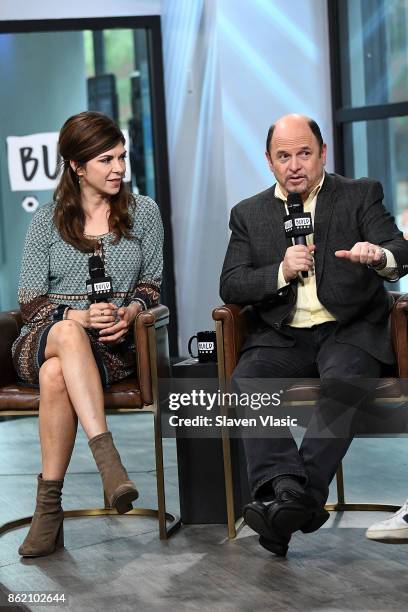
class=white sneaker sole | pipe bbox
[366,528,408,543]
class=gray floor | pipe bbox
[1,416,408,612]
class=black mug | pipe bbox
[188,331,217,363]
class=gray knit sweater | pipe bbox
[13,195,163,344]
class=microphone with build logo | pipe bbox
[86,254,114,303]
[284,192,314,278]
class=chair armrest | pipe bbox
[133,304,170,405]
[391,295,408,378]
[212,304,254,381]
[0,311,22,386]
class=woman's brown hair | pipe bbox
[54,111,133,251]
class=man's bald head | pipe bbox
[266,114,323,155]
[265,113,327,199]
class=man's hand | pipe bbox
[98,302,142,344]
[282,244,315,282]
[335,242,383,266]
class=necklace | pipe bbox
[83,230,111,239]
[84,232,108,261]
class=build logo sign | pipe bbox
[6,131,131,211]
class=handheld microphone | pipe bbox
[284,192,314,278]
[86,255,114,303]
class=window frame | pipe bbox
[0,16,179,354]
[327,0,408,175]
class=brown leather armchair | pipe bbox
[0,305,181,540]
[213,291,408,537]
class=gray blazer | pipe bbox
[220,173,408,364]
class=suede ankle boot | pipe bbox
[88,431,139,514]
[18,474,64,557]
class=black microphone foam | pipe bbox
[285,192,314,278]
[88,255,105,278]
[287,192,304,214]
[86,255,113,302]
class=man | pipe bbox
[220,114,408,556]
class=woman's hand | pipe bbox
[89,302,118,330]
[66,308,91,328]
[98,302,142,344]
[67,303,117,329]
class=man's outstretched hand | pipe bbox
[335,242,383,266]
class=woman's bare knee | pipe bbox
[52,319,87,339]
[46,319,89,355]
[39,357,67,394]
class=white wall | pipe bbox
[217,0,334,210]
[161,0,229,353]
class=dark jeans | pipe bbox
[231,322,382,507]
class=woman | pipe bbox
[12,111,163,557]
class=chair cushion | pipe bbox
[284,377,402,402]
[103,378,143,409]
[0,384,40,410]
[0,377,143,412]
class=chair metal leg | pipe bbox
[0,507,182,538]
[147,323,181,540]
[154,410,168,539]
[216,320,238,539]
[222,432,237,539]
[336,462,345,505]
[323,460,399,513]
[216,320,246,539]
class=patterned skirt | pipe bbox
[12,322,136,388]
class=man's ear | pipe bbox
[321,143,327,165]
[265,150,274,172]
